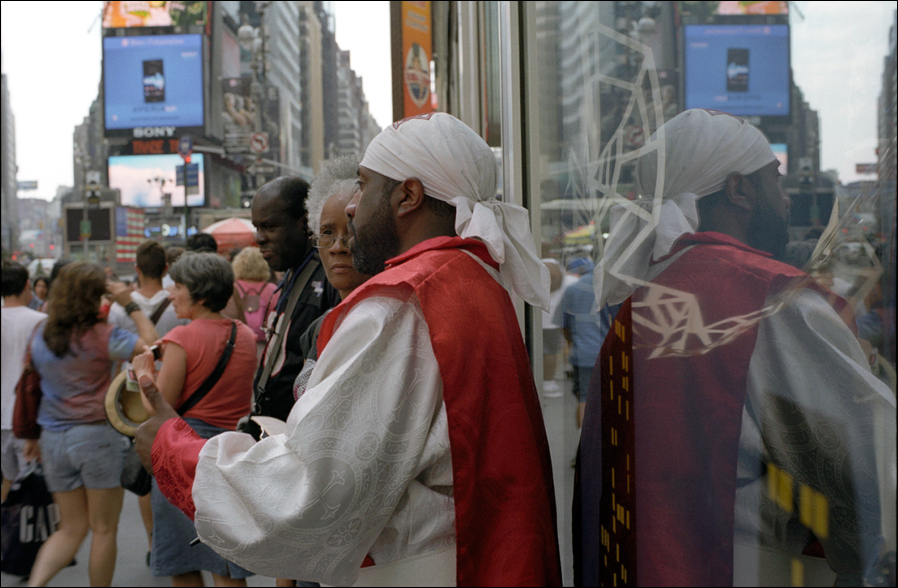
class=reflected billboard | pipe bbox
[684,24,789,117]
[770,143,788,175]
[102,1,209,28]
[108,153,205,208]
[103,34,204,133]
[716,1,788,15]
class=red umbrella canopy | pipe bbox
[202,217,257,255]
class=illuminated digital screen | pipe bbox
[684,24,790,117]
[770,143,788,175]
[102,1,209,28]
[103,34,204,132]
[108,153,205,208]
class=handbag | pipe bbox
[120,439,153,496]
[121,321,238,495]
[12,328,43,441]
[0,462,59,577]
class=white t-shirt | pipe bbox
[108,289,187,338]
[1,305,47,430]
[734,288,896,585]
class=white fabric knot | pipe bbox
[362,113,550,310]
[595,109,775,308]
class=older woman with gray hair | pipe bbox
[291,155,372,404]
[131,252,257,587]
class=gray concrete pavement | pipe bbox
[1,380,580,587]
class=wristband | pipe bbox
[124,301,141,315]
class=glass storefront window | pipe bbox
[512,2,897,585]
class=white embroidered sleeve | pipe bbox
[736,288,896,584]
[192,295,454,585]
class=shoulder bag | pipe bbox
[0,462,58,577]
[12,325,45,441]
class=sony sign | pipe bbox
[133,127,177,138]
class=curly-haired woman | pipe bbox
[25,262,158,587]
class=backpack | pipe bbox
[235,281,273,342]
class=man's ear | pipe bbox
[724,172,754,212]
[396,178,427,218]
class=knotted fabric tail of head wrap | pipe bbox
[360,113,550,310]
[594,109,777,308]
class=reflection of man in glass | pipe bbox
[577,109,895,586]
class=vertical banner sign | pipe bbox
[391,1,434,121]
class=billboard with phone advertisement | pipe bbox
[108,153,205,208]
[684,24,789,117]
[103,34,204,134]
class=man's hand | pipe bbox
[135,374,178,475]
[132,348,158,385]
[106,279,134,308]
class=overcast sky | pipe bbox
[0,1,894,203]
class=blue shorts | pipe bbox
[40,423,129,493]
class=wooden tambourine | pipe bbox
[104,370,151,437]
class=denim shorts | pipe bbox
[40,422,129,493]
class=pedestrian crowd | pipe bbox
[2,111,895,588]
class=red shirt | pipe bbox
[162,318,256,430]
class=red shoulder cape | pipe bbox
[578,232,854,586]
[318,236,562,587]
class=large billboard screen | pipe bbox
[108,153,206,208]
[102,1,209,29]
[103,34,204,133]
[684,24,789,117]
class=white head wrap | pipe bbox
[596,109,776,308]
[360,113,550,310]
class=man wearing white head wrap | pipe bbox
[596,108,778,307]
[359,112,550,309]
[577,110,895,587]
[134,113,562,586]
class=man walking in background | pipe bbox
[1,260,46,501]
